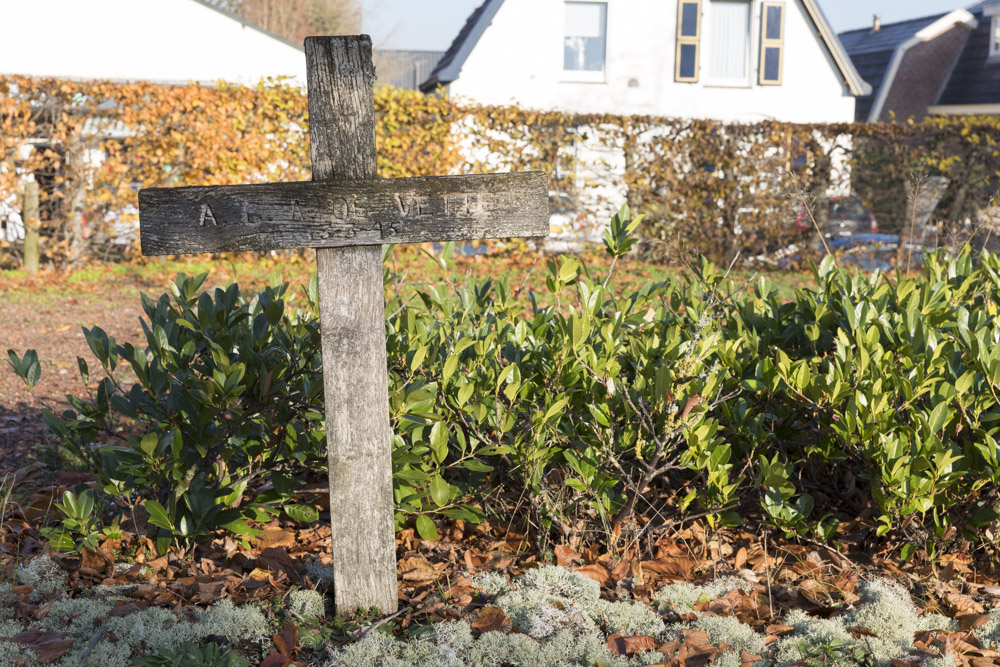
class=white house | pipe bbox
[0,0,310,246]
[421,0,870,123]
[0,0,306,85]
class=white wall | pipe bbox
[449,0,856,123]
[0,0,306,84]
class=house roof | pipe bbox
[421,0,870,97]
[937,5,1000,106]
[191,0,304,52]
[420,0,502,92]
[374,50,446,90]
[840,14,947,121]
[841,3,1000,120]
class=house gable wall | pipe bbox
[448,0,856,123]
[0,0,307,84]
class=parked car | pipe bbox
[548,191,584,235]
[797,197,878,237]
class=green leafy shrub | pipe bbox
[385,206,729,540]
[8,274,328,551]
[10,206,1000,553]
[717,251,1000,543]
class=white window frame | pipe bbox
[759,1,785,85]
[675,0,703,83]
[991,15,1000,60]
[704,0,754,87]
[562,0,608,83]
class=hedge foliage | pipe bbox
[2,77,998,266]
[10,211,1000,557]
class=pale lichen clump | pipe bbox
[1,592,270,667]
[842,578,921,645]
[287,588,327,619]
[0,619,30,664]
[588,598,666,637]
[923,656,958,667]
[323,621,655,667]
[689,614,767,657]
[304,558,335,585]
[0,584,13,620]
[652,576,753,615]
[496,588,597,639]
[16,554,68,593]
[323,568,675,667]
[470,571,511,597]
[518,566,601,603]
[770,580,960,666]
[973,611,1000,648]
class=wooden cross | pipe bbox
[137,36,548,615]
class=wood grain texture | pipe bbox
[22,181,39,274]
[138,172,548,255]
[307,35,399,616]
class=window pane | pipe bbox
[709,1,750,80]
[681,2,699,37]
[765,5,783,40]
[679,43,698,79]
[763,46,781,81]
[564,2,607,71]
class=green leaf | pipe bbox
[284,504,320,523]
[927,401,949,434]
[139,433,158,457]
[145,500,174,531]
[429,421,448,466]
[429,474,451,507]
[443,354,459,381]
[461,459,493,473]
[415,514,438,541]
[542,397,570,424]
[222,518,257,537]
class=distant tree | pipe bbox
[214,0,362,44]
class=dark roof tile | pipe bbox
[938,8,1000,106]
[839,14,945,55]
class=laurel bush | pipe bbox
[10,209,1000,553]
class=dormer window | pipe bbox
[991,14,1000,59]
[988,4,1000,60]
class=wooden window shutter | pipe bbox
[759,2,785,85]
[675,0,702,83]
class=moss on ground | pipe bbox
[5,558,995,666]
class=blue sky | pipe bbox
[362,0,971,51]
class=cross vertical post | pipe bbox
[137,34,549,619]
[306,36,397,615]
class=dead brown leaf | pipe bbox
[10,630,73,663]
[258,547,298,581]
[960,613,993,632]
[272,622,299,657]
[470,606,512,634]
[554,544,581,567]
[606,633,657,657]
[848,626,879,638]
[574,563,610,585]
[398,556,444,583]
[259,652,294,667]
[641,556,699,579]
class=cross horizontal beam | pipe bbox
[139,171,548,255]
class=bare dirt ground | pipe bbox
[0,274,161,472]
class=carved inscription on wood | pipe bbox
[139,172,548,255]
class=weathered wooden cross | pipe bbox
[137,36,548,615]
